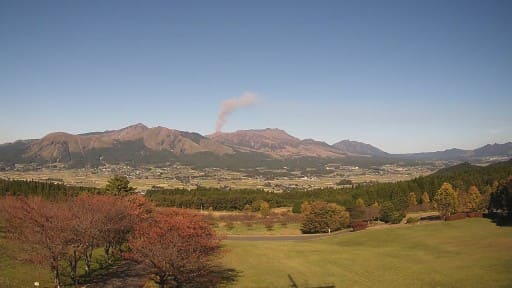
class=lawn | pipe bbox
[216,222,302,236]
[2,218,511,287]
[222,218,512,288]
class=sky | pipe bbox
[0,0,511,153]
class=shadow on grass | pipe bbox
[79,259,148,288]
[77,261,240,288]
[288,274,335,288]
[214,267,241,287]
[419,215,441,221]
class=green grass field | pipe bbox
[216,222,302,235]
[2,218,511,287]
[222,218,512,288]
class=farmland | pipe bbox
[0,162,438,191]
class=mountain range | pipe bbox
[0,123,510,169]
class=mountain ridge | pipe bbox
[332,140,388,157]
[0,124,510,168]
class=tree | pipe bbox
[380,201,404,224]
[434,182,458,219]
[300,201,312,215]
[0,196,73,288]
[467,186,482,212]
[68,195,148,275]
[97,197,135,263]
[489,177,512,214]
[407,192,417,208]
[105,175,135,196]
[250,200,264,212]
[351,198,367,221]
[259,201,271,218]
[367,202,381,223]
[291,201,302,214]
[301,202,350,234]
[421,192,430,210]
[0,195,145,287]
[126,209,222,288]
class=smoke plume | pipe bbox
[215,92,257,132]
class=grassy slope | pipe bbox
[2,218,511,287]
[223,218,512,288]
[217,223,302,236]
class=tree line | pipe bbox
[0,178,102,199]
[147,160,512,212]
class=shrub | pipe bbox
[259,201,271,218]
[263,219,274,231]
[351,220,368,231]
[406,217,419,224]
[466,212,483,218]
[292,201,302,214]
[446,213,466,221]
[225,221,235,230]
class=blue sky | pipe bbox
[1,0,511,153]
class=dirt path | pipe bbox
[226,219,442,241]
[84,260,149,288]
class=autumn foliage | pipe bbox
[126,208,222,288]
[300,201,350,234]
[0,193,225,288]
[0,196,72,287]
[0,195,151,287]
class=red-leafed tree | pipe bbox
[68,195,107,276]
[0,196,73,288]
[94,196,136,263]
[126,209,222,288]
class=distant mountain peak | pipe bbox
[118,123,148,131]
[208,128,345,158]
[332,139,388,157]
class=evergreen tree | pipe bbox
[380,201,404,224]
[489,177,512,214]
[105,175,135,196]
